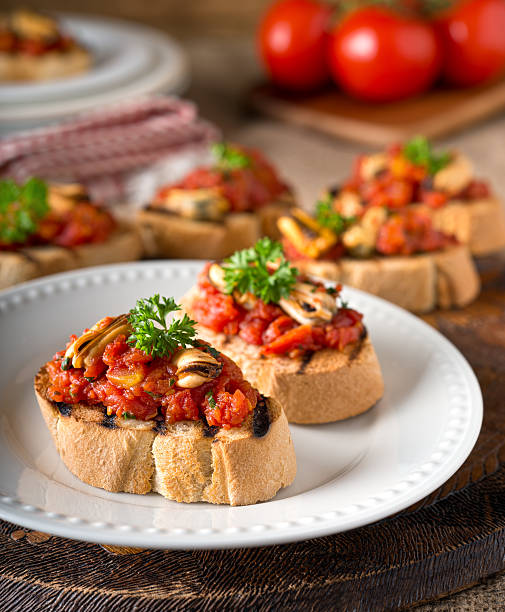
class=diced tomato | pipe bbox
[53,203,116,247]
[420,190,449,208]
[376,210,455,255]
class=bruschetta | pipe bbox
[278,205,480,313]
[137,143,294,260]
[325,136,505,256]
[181,239,384,424]
[34,295,296,506]
[0,178,143,290]
[0,9,91,82]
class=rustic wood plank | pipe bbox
[248,79,505,146]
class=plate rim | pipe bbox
[0,260,483,549]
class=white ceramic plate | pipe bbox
[0,16,189,131]
[0,262,482,549]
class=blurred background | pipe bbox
[3,0,505,206]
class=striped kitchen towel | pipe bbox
[0,96,219,202]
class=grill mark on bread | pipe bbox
[349,326,368,362]
[153,421,167,435]
[101,414,118,429]
[17,249,41,268]
[201,414,219,438]
[54,401,72,417]
[253,396,270,438]
[296,351,314,375]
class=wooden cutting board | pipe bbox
[248,77,505,146]
[1,254,505,611]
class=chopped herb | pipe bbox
[0,177,49,244]
[127,295,198,358]
[122,412,136,420]
[212,142,251,170]
[326,286,337,296]
[145,390,160,398]
[84,376,95,382]
[340,299,349,309]
[222,237,298,304]
[316,196,355,235]
[206,390,217,410]
[61,357,72,371]
[403,136,451,175]
[169,378,175,387]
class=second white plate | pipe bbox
[0,261,482,549]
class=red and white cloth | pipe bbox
[0,96,220,202]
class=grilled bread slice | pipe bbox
[290,244,480,313]
[0,223,143,290]
[182,288,384,425]
[34,367,296,506]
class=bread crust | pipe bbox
[0,46,91,81]
[291,244,480,313]
[0,223,143,290]
[34,368,296,506]
[182,288,384,424]
[137,198,293,260]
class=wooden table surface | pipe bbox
[2,32,505,610]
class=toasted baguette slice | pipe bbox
[0,46,91,81]
[0,223,143,290]
[34,368,296,506]
[137,199,293,260]
[182,289,384,424]
[290,244,480,313]
[419,198,505,256]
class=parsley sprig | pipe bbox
[403,136,451,175]
[222,237,298,304]
[127,295,197,358]
[316,197,355,235]
[0,178,49,244]
[212,142,251,170]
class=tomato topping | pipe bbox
[154,146,287,213]
[45,335,258,429]
[192,265,364,358]
[376,210,455,256]
[342,145,490,214]
[0,201,116,251]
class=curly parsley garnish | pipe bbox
[127,295,197,358]
[403,136,451,175]
[316,197,355,235]
[222,237,298,304]
[0,177,49,244]
[212,142,251,170]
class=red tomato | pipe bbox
[328,7,441,102]
[434,0,505,87]
[258,0,332,91]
